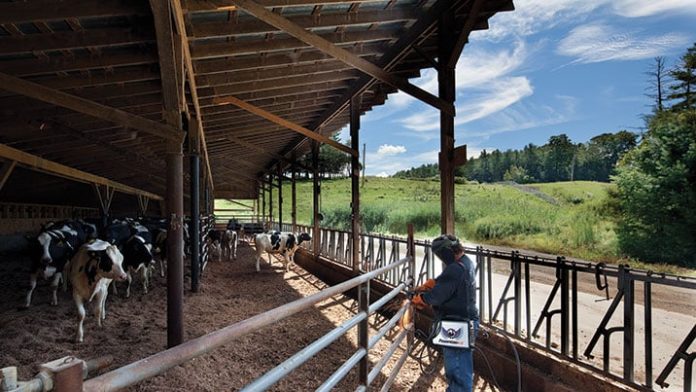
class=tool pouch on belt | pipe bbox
[431,315,475,349]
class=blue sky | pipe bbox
[342,0,696,176]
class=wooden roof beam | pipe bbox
[0,0,150,24]
[0,28,154,55]
[194,41,386,74]
[212,95,354,156]
[150,0,182,113]
[0,160,17,192]
[0,52,158,78]
[0,143,163,200]
[445,0,485,69]
[190,29,398,59]
[187,0,383,12]
[191,8,417,38]
[230,0,453,115]
[0,72,183,143]
[171,0,215,191]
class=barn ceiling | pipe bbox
[0,0,514,204]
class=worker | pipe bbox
[412,234,479,392]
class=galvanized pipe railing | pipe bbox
[82,256,411,392]
[293,222,696,392]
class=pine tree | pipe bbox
[669,43,696,111]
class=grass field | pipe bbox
[216,178,693,274]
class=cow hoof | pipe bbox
[17,305,29,311]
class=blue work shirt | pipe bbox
[422,253,479,321]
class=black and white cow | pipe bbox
[23,221,88,309]
[205,229,223,261]
[63,240,127,342]
[222,230,238,261]
[141,217,168,278]
[254,231,311,272]
[104,221,155,297]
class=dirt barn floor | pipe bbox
[0,242,498,391]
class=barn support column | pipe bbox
[277,165,283,231]
[189,119,201,293]
[438,13,456,235]
[268,175,274,229]
[312,141,320,258]
[165,111,184,348]
[350,95,361,273]
[291,162,297,233]
[261,182,266,225]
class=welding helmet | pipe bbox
[431,234,461,265]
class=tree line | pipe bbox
[614,43,696,266]
[394,131,638,184]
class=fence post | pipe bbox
[312,142,320,259]
[357,280,370,389]
[623,266,635,383]
[559,256,569,356]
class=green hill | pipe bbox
[220,178,625,263]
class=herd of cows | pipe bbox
[18,217,311,343]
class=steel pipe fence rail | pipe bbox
[292,223,696,392]
[72,256,412,392]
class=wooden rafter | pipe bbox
[171,0,215,191]
[0,160,17,192]
[0,143,163,200]
[213,95,356,156]
[230,0,454,115]
[190,29,399,59]
[191,8,417,38]
[150,0,183,116]
[0,0,149,24]
[0,29,154,54]
[0,72,183,143]
[188,0,384,12]
[446,0,485,68]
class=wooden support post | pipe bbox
[312,142,320,258]
[268,175,274,229]
[261,182,266,225]
[350,95,361,272]
[165,111,184,348]
[277,165,283,231]
[189,119,201,293]
[0,160,17,192]
[438,13,456,235]
[291,163,297,233]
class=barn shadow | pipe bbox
[0,241,441,391]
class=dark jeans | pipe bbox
[442,321,479,392]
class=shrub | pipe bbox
[472,216,542,240]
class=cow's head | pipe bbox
[297,232,312,245]
[35,229,72,266]
[98,245,128,281]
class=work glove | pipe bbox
[411,294,428,310]
[415,278,436,293]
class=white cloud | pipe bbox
[479,0,696,42]
[376,144,406,156]
[557,24,690,64]
[481,0,606,41]
[400,77,533,132]
[612,0,696,17]
[375,171,390,178]
[386,40,529,110]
